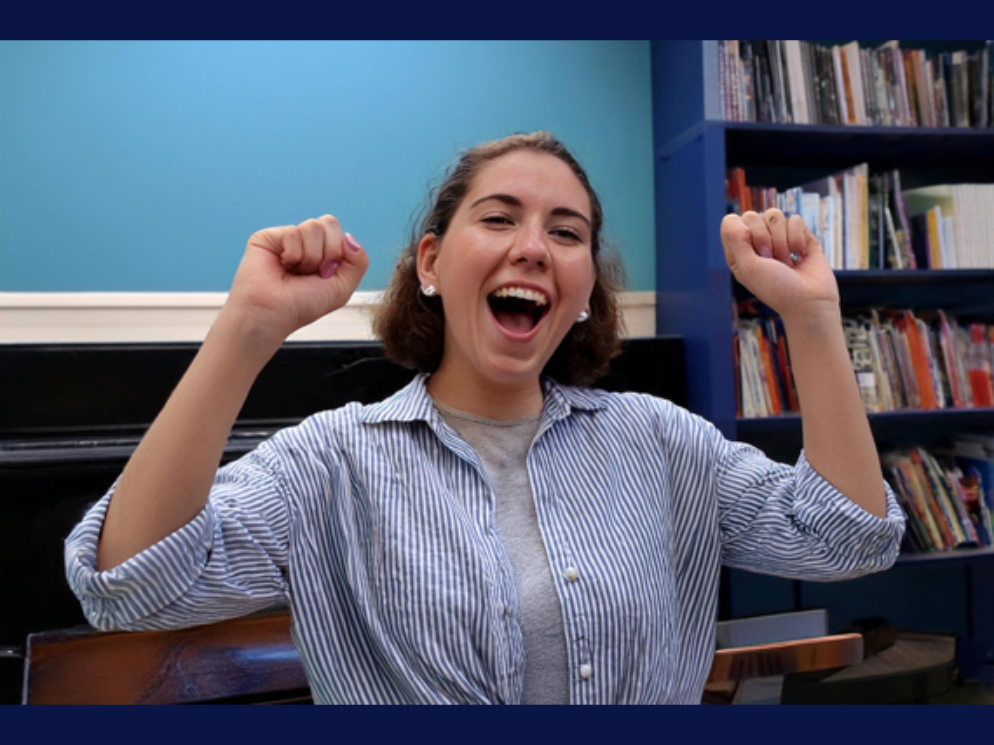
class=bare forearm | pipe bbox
[95,215,368,571]
[96,310,283,570]
[783,307,887,518]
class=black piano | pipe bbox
[0,337,684,704]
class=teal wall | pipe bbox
[0,41,655,292]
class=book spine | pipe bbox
[785,40,808,124]
[927,451,975,545]
[769,40,790,123]
[919,50,935,128]
[719,40,728,120]
[891,47,904,126]
[865,315,895,410]
[903,50,919,127]
[892,170,916,268]
[886,459,941,550]
[890,313,921,407]
[874,48,892,126]
[845,318,881,411]
[803,41,820,124]
[741,41,756,122]
[937,311,966,408]
[970,49,986,128]
[754,43,774,123]
[832,45,849,124]
[920,53,935,128]
[718,39,735,122]
[774,316,799,411]
[859,165,870,269]
[903,311,939,409]
[728,39,738,121]
[839,45,856,124]
[880,323,908,408]
[926,206,943,268]
[943,53,956,126]
[860,47,874,126]
[938,54,951,127]
[910,449,957,547]
[756,322,782,415]
[822,44,840,125]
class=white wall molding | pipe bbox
[0,291,655,343]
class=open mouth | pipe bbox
[487,287,550,335]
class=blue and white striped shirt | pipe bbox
[65,375,905,704]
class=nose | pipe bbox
[509,222,549,268]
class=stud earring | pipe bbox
[576,310,590,323]
[421,285,437,297]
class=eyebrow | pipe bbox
[469,193,591,228]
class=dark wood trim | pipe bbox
[23,610,310,705]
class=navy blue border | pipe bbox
[6,4,982,40]
[6,703,963,737]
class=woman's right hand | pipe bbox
[223,215,369,345]
[96,215,367,572]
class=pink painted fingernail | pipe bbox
[345,233,362,252]
[319,260,339,279]
[759,246,772,259]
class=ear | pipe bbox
[417,233,441,290]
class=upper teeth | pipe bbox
[492,287,548,306]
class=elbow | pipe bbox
[817,526,904,581]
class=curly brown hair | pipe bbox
[372,131,627,387]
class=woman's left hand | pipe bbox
[721,209,840,321]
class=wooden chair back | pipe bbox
[23,610,310,705]
[23,609,863,704]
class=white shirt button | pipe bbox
[564,567,579,582]
[580,664,592,680]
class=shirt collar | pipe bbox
[359,373,605,425]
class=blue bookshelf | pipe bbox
[738,408,994,441]
[660,121,994,167]
[895,546,994,566]
[651,40,994,680]
[734,270,994,309]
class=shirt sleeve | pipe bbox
[64,439,301,632]
[715,438,906,580]
[657,399,906,581]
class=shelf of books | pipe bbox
[729,143,994,563]
[652,41,994,679]
[717,40,992,132]
[735,289,994,562]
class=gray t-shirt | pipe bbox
[434,400,570,705]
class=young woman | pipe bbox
[66,132,904,704]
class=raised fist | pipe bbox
[224,215,369,343]
[721,209,839,320]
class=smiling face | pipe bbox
[418,149,597,399]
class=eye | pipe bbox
[482,214,513,227]
[551,227,582,242]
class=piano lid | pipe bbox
[0,340,415,466]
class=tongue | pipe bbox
[494,309,536,334]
